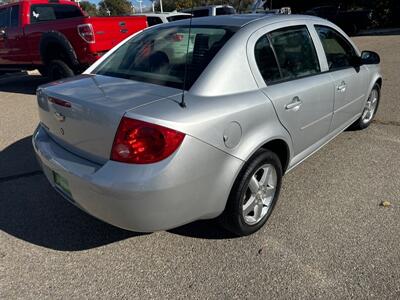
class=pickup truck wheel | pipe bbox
[48,60,74,81]
[37,67,48,77]
[221,149,283,236]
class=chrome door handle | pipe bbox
[337,81,346,92]
[285,96,302,110]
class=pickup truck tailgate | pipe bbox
[88,16,147,52]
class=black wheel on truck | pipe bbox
[40,31,79,80]
[37,66,48,77]
[48,60,75,81]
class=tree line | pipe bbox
[79,0,400,27]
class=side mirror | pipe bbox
[361,50,380,65]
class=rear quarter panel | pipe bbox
[125,90,293,165]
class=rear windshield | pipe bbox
[94,25,236,90]
[30,4,83,23]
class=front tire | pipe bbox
[47,60,74,81]
[221,149,283,236]
[351,83,380,130]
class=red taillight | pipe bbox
[111,117,185,164]
[48,97,71,108]
[77,24,95,43]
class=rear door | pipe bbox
[3,4,30,64]
[314,25,367,131]
[248,23,335,157]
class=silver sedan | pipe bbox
[33,14,382,236]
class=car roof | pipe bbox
[168,14,323,29]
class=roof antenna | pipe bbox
[180,0,194,108]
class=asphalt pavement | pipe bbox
[0,35,399,299]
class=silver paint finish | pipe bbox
[33,15,382,231]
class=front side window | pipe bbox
[269,26,320,81]
[95,26,235,90]
[254,35,281,84]
[10,5,19,27]
[0,8,9,28]
[30,4,82,23]
[315,25,357,70]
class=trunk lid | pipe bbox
[37,74,181,163]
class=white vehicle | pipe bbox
[137,12,192,26]
[181,5,236,18]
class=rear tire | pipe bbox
[47,60,74,81]
[220,149,283,236]
[351,83,380,130]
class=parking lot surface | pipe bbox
[0,35,399,299]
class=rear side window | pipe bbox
[269,26,320,81]
[30,4,83,23]
[0,8,9,27]
[147,16,163,26]
[254,35,281,84]
[315,25,357,70]
[10,5,19,27]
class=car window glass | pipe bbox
[216,7,235,15]
[192,9,209,17]
[147,16,163,26]
[315,25,356,70]
[269,26,320,81]
[95,26,236,90]
[167,15,191,22]
[31,4,82,23]
[254,35,281,84]
[10,5,19,27]
[0,8,10,27]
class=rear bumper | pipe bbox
[32,125,243,232]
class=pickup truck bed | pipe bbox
[0,0,147,79]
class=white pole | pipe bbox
[159,0,163,13]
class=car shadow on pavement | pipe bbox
[169,220,237,239]
[0,136,142,251]
[0,137,236,250]
[0,74,48,95]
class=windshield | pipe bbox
[94,25,235,90]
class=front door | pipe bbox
[314,25,367,130]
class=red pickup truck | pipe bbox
[0,0,147,79]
